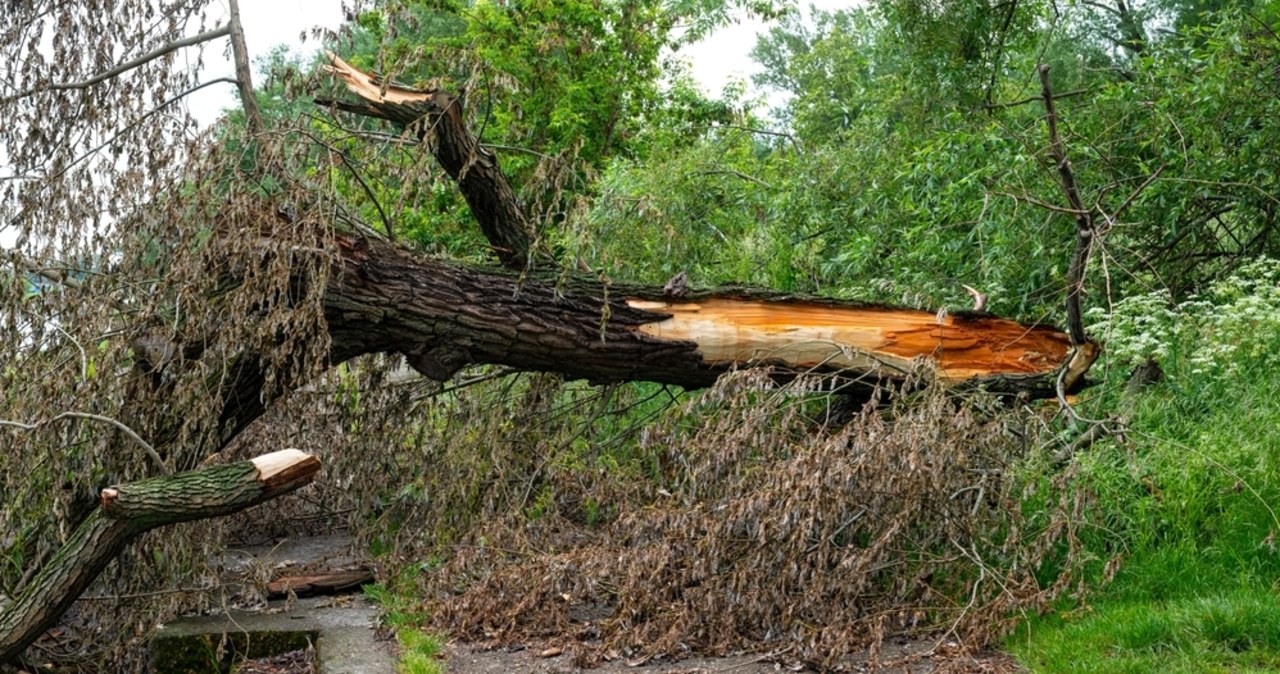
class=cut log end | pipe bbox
[252,449,322,497]
[4,451,323,665]
[250,448,312,480]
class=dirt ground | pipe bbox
[445,637,1024,673]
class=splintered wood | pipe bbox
[628,298,1072,382]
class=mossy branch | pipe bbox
[0,450,321,665]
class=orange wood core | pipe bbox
[627,298,1071,381]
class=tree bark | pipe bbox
[319,52,532,270]
[323,234,1091,398]
[0,450,320,665]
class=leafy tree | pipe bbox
[334,0,779,253]
[594,0,1280,317]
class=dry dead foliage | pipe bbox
[348,369,1093,668]
[233,647,317,674]
[2,3,342,661]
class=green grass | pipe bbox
[364,583,446,674]
[397,629,446,674]
[1011,298,1280,672]
[1013,590,1280,673]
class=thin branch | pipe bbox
[994,190,1090,216]
[1095,164,1164,222]
[410,367,520,403]
[1248,12,1280,45]
[301,112,419,150]
[48,78,239,182]
[0,26,231,105]
[1079,0,1122,18]
[481,143,554,160]
[227,0,263,136]
[1039,64,1092,347]
[1163,177,1280,208]
[984,0,1021,111]
[710,123,797,141]
[295,129,395,240]
[0,413,171,474]
[3,251,136,313]
[53,326,89,381]
[698,169,774,189]
[986,87,1093,109]
[697,123,802,151]
[4,252,84,290]
[55,413,170,474]
[76,584,223,602]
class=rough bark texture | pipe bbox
[0,450,320,665]
[323,235,1087,398]
[319,52,532,270]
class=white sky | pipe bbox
[188,0,859,125]
[3,1,856,249]
[186,0,349,126]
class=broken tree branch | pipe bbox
[317,52,532,270]
[322,234,1088,397]
[0,449,320,665]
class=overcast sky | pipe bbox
[1,1,856,250]
[188,0,858,126]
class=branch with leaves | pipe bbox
[0,411,171,474]
[0,26,231,105]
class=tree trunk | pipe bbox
[0,450,320,665]
[324,234,1093,397]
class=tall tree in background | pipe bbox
[595,0,1278,311]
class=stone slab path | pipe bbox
[153,595,394,674]
[154,535,393,673]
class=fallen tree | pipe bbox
[198,55,1101,456]
[0,24,1102,666]
[0,449,321,665]
[312,53,1097,399]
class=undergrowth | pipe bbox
[364,583,446,674]
[338,367,1093,667]
[1011,259,1280,672]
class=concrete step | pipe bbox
[151,595,394,673]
